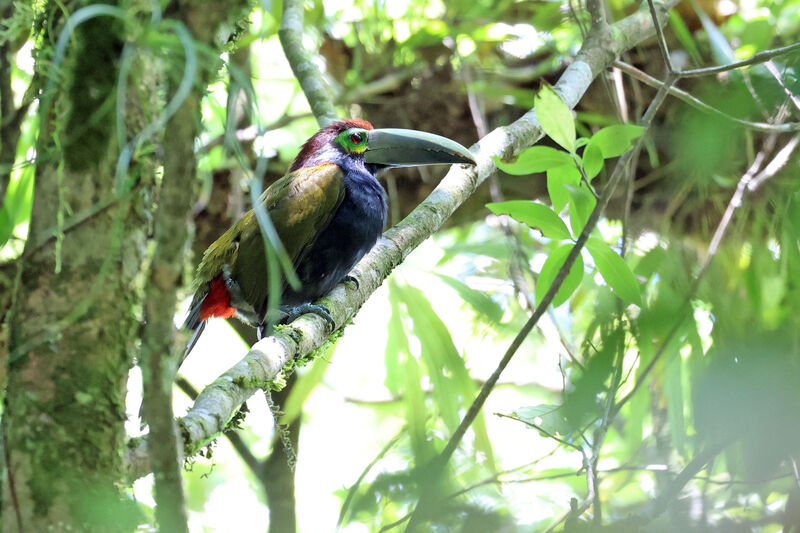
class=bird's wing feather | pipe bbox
[232,163,346,316]
[185,164,345,328]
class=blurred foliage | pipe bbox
[2,0,799,530]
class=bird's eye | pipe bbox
[350,132,364,145]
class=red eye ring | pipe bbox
[350,132,363,145]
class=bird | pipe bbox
[181,118,476,362]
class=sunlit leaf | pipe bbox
[435,274,504,324]
[566,184,596,236]
[582,140,603,180]
[665,356,686,455]
[547,164,581,213]
[589,124,645,158]
[5,165,34,226]
[536,244,584,307]
[0,208,11,248]
[586,237,642,305]
[493,145,573,175]
[398,283,496,472]
[487,200,571,240]
[669,11,703,65]
[385,280,410,396]
[535,83,575,153]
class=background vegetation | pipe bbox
[1,0,799,531]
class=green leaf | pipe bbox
[669,10,703,65]
[492,145,573,175]
[399,283,496,471]
[582,140,604,180]
[547,164,581,213]
[566,184,596,236]
[487,200,571,240]
[534,84,575,153]
[385,280,411,395]
[590,124,645,158]
[665,355,686,455]
[435,274,504,324]
[536,244,584,307]
[586,237,642,305]
[4,165,34,226]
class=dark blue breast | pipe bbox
[282,165,388,306]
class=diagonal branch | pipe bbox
[278,0,339,126]
[127,0,681,479]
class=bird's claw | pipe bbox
[343,274,360,290]
[281,303,336,331]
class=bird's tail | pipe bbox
[180,320,206,367]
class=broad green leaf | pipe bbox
[586,237,642,305]
[404,343,432,463]
[435,274,504,324]
[492,145,573,175]
[566,184,596,236]
[513,404,572,437]
[590,124,645,158]
[385,280,410,395]
[534,84,575,153]
[665,350,686,455]
[547,164,581,213]
[0,208,11,248]
[5,165,34,226]
[669,10,703,65]
[582,140,603,180]
[400,283,496,472]
[536,244,584,307]
[487,200,571,240]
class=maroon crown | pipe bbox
[290,119,374,171]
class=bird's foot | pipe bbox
[343,274,360,290]
[280,303,335,331]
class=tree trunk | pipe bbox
[2,10,146,530]
[1,1,248,529]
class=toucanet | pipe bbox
[182,119,476,360]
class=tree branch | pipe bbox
[139,35,200,533]
[127,0,681,480]
[278,0,339,126]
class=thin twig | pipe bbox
[646,0,675,73]
[614,61,800,133]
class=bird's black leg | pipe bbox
[280,303,336,331]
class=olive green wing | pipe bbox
[183,213,252,329]
[231,163,346,317]
[193,213,252,285]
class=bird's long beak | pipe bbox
[364,129,476,167]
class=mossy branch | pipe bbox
[278,0,339,126]
[127,0,681,479]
